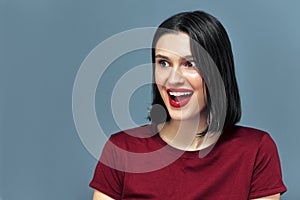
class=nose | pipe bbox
[168,66,184,85]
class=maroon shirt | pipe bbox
[90,124,286,199]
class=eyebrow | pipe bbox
[155,54,194,60]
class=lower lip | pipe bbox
[168,94,193,108]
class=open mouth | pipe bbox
[167,89,193,108]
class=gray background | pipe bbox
[1,0,299,199]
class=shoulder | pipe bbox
[110,124,157,143]
[218,125,278,155]
[225,125,274,143]
[108,124,161,152]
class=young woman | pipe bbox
[90,11,287,199]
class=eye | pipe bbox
[184,61,197,68]
[158,60,170,68]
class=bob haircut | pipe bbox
[149,10,241,132]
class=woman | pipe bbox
[90,11,287,199]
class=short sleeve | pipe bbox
[249,134,287,199]
[89,138,124,200]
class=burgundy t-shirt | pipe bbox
[90,124,286,199]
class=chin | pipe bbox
[168,111,201,121]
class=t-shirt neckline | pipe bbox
[149,123,219,159]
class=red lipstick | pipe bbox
[167,88,193,108]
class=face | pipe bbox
[155,32,207,121]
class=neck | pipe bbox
[158,114,208,151]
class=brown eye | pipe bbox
[184,61,196,68]
[158,60,170,68]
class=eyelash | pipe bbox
[156,59,197,68]
[157,60,170,68]
[184,61,196,68]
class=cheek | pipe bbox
[182,71,204,90]
[183,72,206,104]
[154,66,170,86]
[155,68,165,96]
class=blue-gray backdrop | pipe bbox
[1,0,299,199]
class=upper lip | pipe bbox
[167,88,193,93]
[167,88,193,96]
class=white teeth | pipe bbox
[169,91,192,96]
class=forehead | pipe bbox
[155,32,192,57]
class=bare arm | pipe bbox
[92,189,281,200]
[251,193,280,200]
[93,190,114,200]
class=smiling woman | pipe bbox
[154,33,206,122]
[89,10,287,199]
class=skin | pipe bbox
[155,33,207,123]
[92,190,280,200]
[155,32,208,151]
[93,190,113,200]
[92,32,280,200]
[252,194,280,200]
